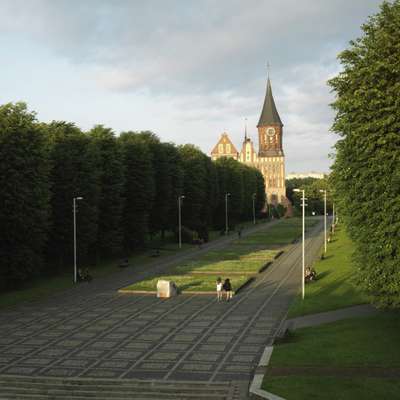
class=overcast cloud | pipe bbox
[0,0,383,172]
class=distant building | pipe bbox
[286,172,327,180]
[210,77,287,205]
[210,133,239,161]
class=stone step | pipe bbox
[0,375,226,387]
[0,376,232,400]
[0,385,228,396]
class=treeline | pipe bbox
[328,1,400,308]
[0,102,265,289]
[286,177,332,216]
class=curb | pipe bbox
[118,277,255,296]
[249,346,286,400]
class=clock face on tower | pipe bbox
[266,127,275,137]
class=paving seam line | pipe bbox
[249,222,326,400]
[0,295,149,374]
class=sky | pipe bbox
[0,0,383,173]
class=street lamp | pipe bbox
[252,193,256,225]
[178,195,185,249]
[320,189,327,253]
[73,196,83,284]
[225,193,231,235]
[293,189,305,300]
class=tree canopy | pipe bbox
[0,103,268,289]
[328,0,400,308]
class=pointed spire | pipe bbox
[257,77,283,127]
[244,118,248,141]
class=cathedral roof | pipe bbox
[210,132,238,155]
[257,78,283,127]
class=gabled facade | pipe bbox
[239,136,258,164]
[210,132,239,161]
[210,77,287,205]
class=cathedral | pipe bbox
[210,77,286,205]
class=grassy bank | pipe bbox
[0,220,276,309]
[288,225,369,318]
[262,223,400,399]
[121,217,318,293]
[264,312,400,399]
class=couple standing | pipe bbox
[216,277,233,301]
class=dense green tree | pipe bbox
[255,170,266,217]
[328,0,400,307]
[0,103,50,288]
[286,177,332,216]
[88,125,124,257]
[46,122,100,269]
[179,145,211,235]
[119,132,155,250]
[163,143,184,236]
[134,132,175,238]
[213,158,266,229]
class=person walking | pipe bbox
[223,278,233,301]
[216,277,223,301]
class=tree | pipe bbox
[46,122,100,269]
[88,125,124,257]
[286,177,332,216]
[0,103,50,288]
[328,0,400,308]
[119,132,155,251]
[179,145,214,236]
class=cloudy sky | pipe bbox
[0,0,382,172]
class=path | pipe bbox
[0,218,325,399]
[282,304,378,331]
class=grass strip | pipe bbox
[288,225,369,318]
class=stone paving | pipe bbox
[0,219,325,398]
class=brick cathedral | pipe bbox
[210,77,286,205]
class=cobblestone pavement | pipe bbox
[0,219,324,398]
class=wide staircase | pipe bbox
[0,375,247,399]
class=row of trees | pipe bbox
[329,1,400,308]
[0,102,266,289]
[286,177,332,216]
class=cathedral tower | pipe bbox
[257,78,286,204]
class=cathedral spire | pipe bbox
[244,118,248,141]
[257,77,283,127]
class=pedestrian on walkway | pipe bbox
[223,278,233,301]
[216,277,223,301]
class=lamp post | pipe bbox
[178,195,185,249]
[252,193,256,225]
[294,189,305,300]
[73,196,83,284]
[320,189,327,253]
[225,193,231,235]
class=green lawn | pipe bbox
[0,219,270,308]
[262,223,400,399]
[263,312,400,399]
[288,225,369,318]
[121,274,251,293]
[120,218,314,293]
[270,313,400,367]
[264,377,400,400]
[171,249,277,274]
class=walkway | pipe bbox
[0,218,325,399]
[282,304,378,331]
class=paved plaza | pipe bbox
[0,220,324,399]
